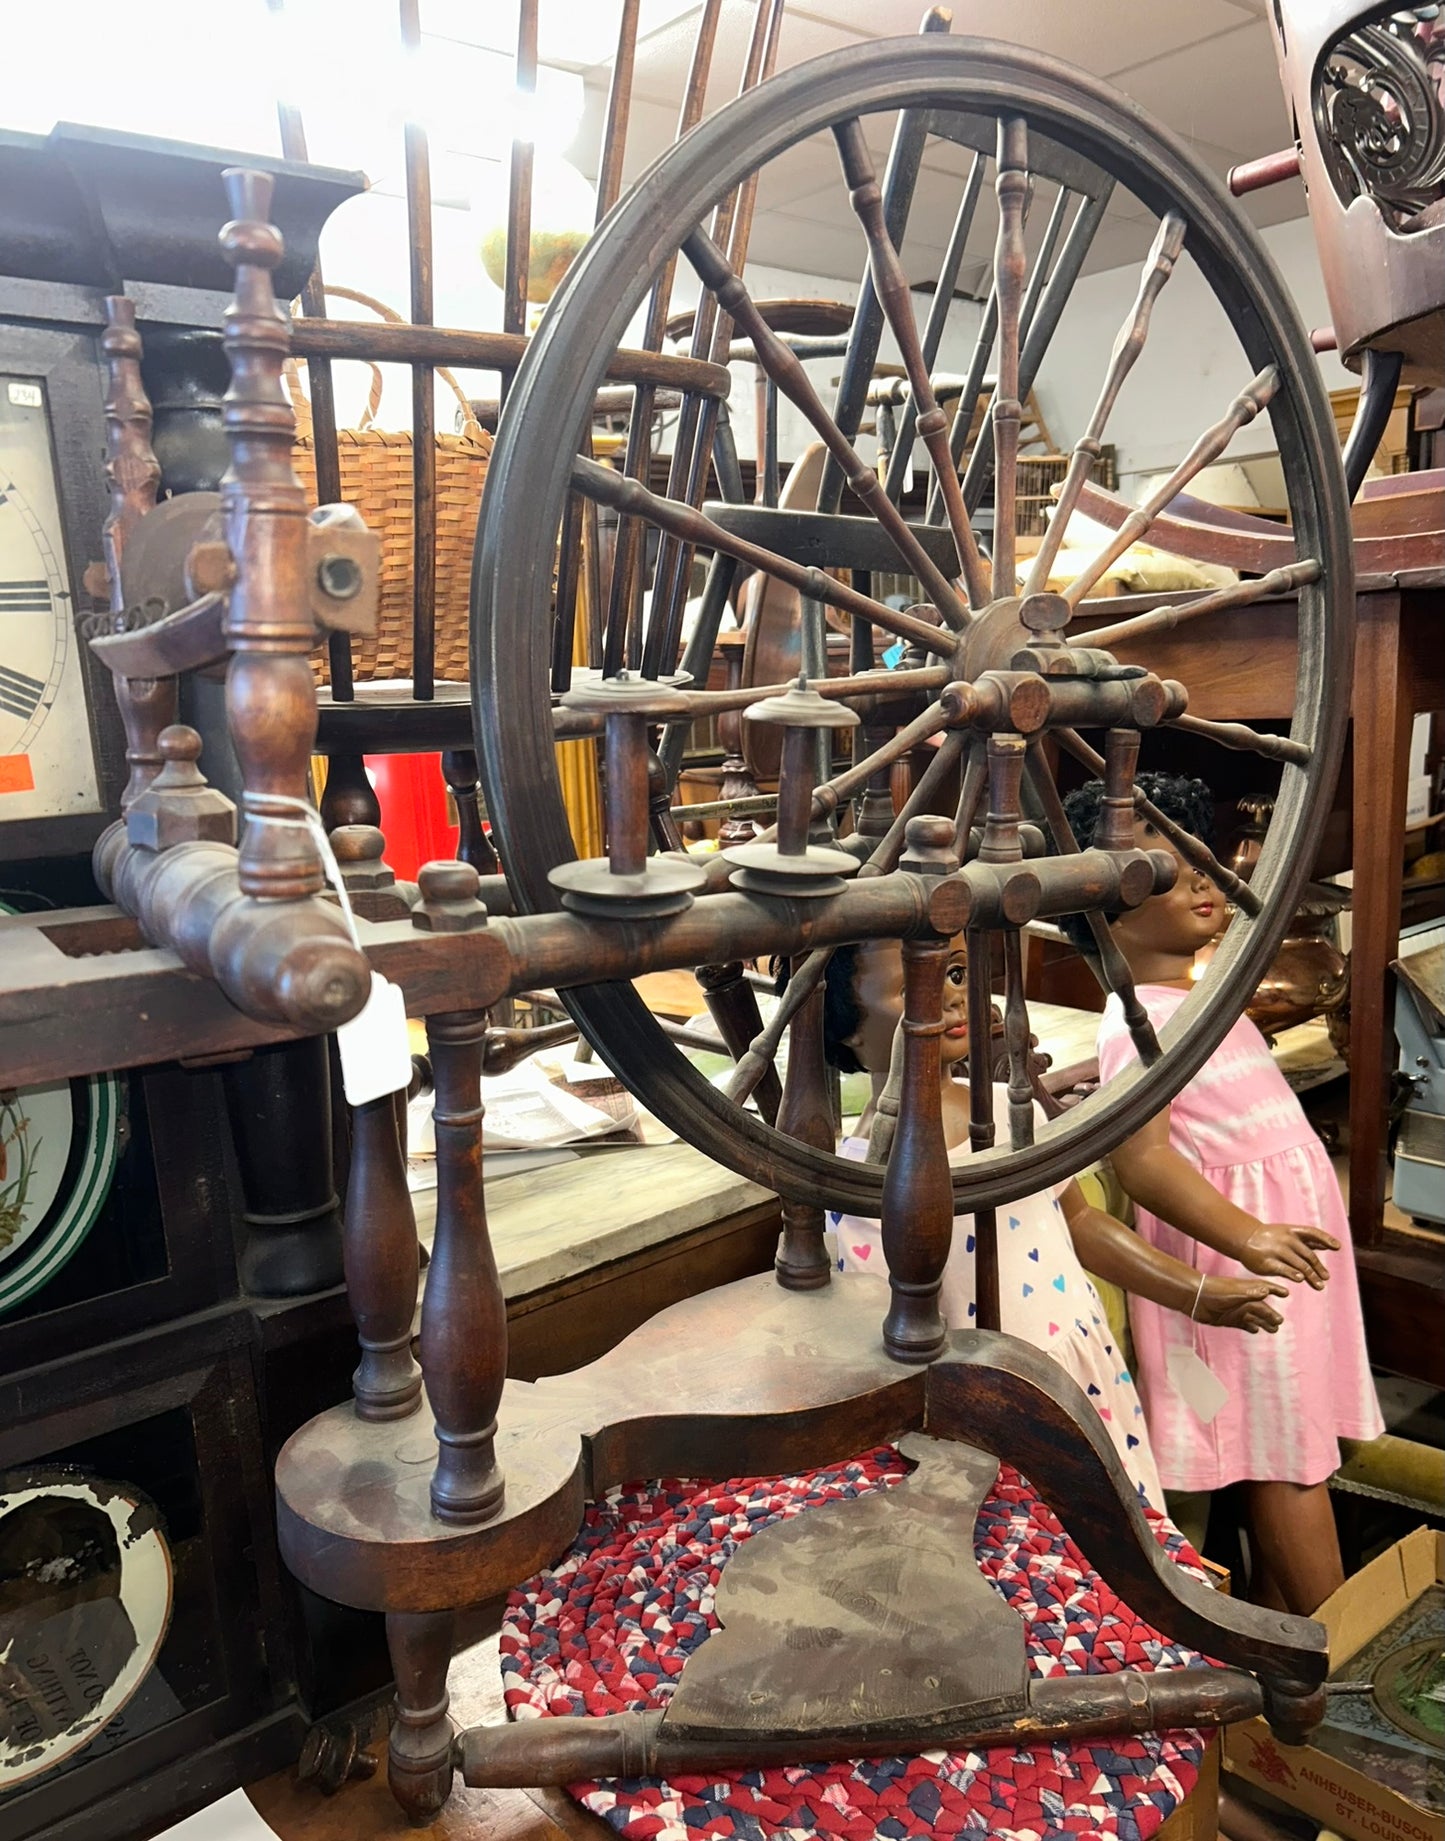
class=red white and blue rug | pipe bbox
[501,1448,1211,1841]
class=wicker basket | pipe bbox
[289,285,492,685]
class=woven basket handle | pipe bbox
[296,283,486,441]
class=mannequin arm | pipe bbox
[1108,1109,1337,1288]
[1058,1181,1286,1331]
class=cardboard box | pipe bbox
[1225,1528,1445,1841]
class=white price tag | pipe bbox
[337,972,413,1106]
[1166,1347,1229,1426]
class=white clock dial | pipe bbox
[0,377,100,820]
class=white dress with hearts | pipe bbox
[833,1087,1163,1507]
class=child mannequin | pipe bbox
[1062,772,1383,1613]
[822,937,1289,1508]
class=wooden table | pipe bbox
[1073,577,1445,1387]
[415,1140,781,1381]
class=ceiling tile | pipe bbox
[742,207,872,282]
[786,0,1259,79]
[1111,20,1290,159]
[590,0,869,110]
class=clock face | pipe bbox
[0,378,99,822]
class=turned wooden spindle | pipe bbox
[966,933,1002,1334]
[853,716,898,846]
[218,167,326,902]
[773,956,834,1290]
[441,749,500,875]
[991,114,1030,597]
[344,1090,424,1421]
[412,862,507,1523]
[97,297,175,812]
[695,960,783,1127]
[1096,727,1143,854]
[976,733,1028,864]
[385,1609,456,1824]
[880,815,959,1363]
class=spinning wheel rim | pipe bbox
[471,35,1353,1214]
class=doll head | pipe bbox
[1060,772,1223,975]
[821,935,971,1078]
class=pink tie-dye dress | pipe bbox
[1097,984,1382,1492]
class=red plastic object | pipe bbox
[363,754,457,882]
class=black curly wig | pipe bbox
[1057,772,1216,958]
[772,946,868,1073]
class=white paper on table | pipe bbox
[406,1056,635,1154]
[152,1788,280,1839]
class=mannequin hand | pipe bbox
[1196,1275,1289,1332]
[1240,1225,1338,1288]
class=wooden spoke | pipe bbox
[644,0,785,681]
[882,153,986,505]
[723,944,831,1106]
[818,4,954,516]
[601,0,723,676]
[860,730,966,878]
[1026,745,1163,1068]
[1055,728,1263,918]
[1002,929,1034,1150]
[961,179,1073,523]
[953,739,988,862]
[990,115,1030,598]
[572,454,959,658]
[683,226,975,627]
[929,280,1001,528]
[1063,366,1280,606]
[815,700,952,818]
[1025,212,1187,596]
[832,120,989,614]
[1165,713,1312,766]
[1084,558,1322,649]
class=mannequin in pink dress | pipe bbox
[1063,774,1382,1614]
[818,938,1292,1506]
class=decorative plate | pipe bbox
[0,905,121,1318]
[0,1470,174,1787]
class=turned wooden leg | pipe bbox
[343,1094,423,1420]
[774,960,833,1291]
[320,751,382,831]
[880,815,960,1361]
[441,748,499,875]
[226,1036,344,1297]
[386,1609,456,1824]
[1348,591,1410,1247]
[423,1008,506,1522]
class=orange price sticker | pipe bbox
[0,755,36,795]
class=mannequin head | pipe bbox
[822,935,971,1078]
[1060,773,1223,982]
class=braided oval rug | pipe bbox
[501,1448,1211,1841]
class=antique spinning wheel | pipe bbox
[473,35,1353,1220]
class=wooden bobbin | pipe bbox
[723,676,861,897]
[549,674,708,917]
